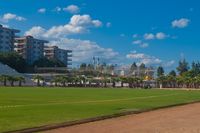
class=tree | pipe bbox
[0,75,9,86]
[7,76,18,86]
[80,63,87,71]
[177,59,189,75]
[120,77,127,87]
[0,52,27,73]
[191,61,200,76]
[33,75,44,86]
[130,62,137,75]
[157,66,164,77]
[169,70,176,77]
[16,76,25,86]
[156,75,167,88]
[87,64,95,71]
[33,57,65,67]
[139,63,146,78]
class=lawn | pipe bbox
[1,87,200,132]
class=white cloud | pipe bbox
[140,43,149,48]
[25,14,102,38]
[143,32,168,40]
[126,51,162,65]
[24,15,117,64]
[1,13,26,22]
[144,33,155,40]
[25,26,46,38]
[63,5,80,14]
[172,18,190,28]
[54,6,62,12]
[48,38,119,63]
[165,60,175,67]
[132,40,142,45]
[38,8,46,13]
[106,22,112,28]
[132,40,149,48]
[156,32,167,40]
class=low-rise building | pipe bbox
[0,24,20,52]
[14,36,48,64]
[44,45,72,68]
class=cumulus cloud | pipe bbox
[25,14,102,38]
[156,32,167,40]
[1,13,26,22]
[144,33,155,40]
[132,40,149,48]
[38,8,46,13]
[25,26,46,38]
[48,38,119,63]
[132,40,142,45]
[172,18,190,28]
[63,5,80,14]
[165,60,175,67]
[143,32,168,40]
[24,15,120,64]
[126,51,162,65]
[140,43,149,48]
[54,6,62,12]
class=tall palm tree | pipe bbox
[58,76,69,87]
[7,76,18,86]
[16,76,25,86]
[156,76,167,88]
[120,77,127,88]
[0,75,9,86]
[33,75,44,86]
[111,77,119,88]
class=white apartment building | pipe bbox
[14,36,48,64]
[0,24,20,52]
[44,45,72,68]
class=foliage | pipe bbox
[157,66,164,77]
[0,52,27,73]
[177,59,189,75]
[33,57,66,67]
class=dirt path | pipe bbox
[46,103,200,133]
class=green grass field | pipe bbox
[1,87,200,132]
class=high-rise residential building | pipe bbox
[0,24,20,52]
[14,36,48,64]
[44,45,72,68]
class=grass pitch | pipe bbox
[1,87,200,132]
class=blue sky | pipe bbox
[0,0,199,70]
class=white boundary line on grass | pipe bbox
[0,94,178,109]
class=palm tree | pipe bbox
[120,77,127,87]
[0,75,3,85]
[0,75,9,86]
[176,76,184,88]
[156,75,167,88]
[110,77,118,88]
[56,76,68,87]
[166,75,176,88]
[33,75,44,86]
[7,76,18,86]
[16,76,25,86]
[102,77,110,88]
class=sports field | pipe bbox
[1,87,200,132]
